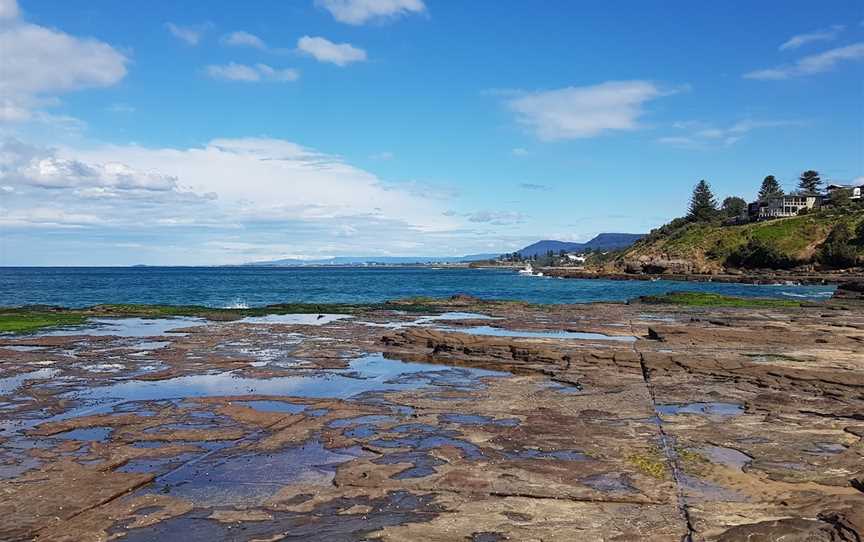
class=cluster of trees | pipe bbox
[818,221,864,268]
[686,170,827,224]
[687,180,750,222]
[755,170,823,199]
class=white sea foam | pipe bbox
[780,290,832,298]
[225,299,250,309]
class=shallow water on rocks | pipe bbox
[0,345,48,352]
[68,353,507,403]
[699,445,752,470]
[506,448,590,461]
[40,317,206,338]
[54,426,113,441]
[681,473,748,503]
[236,400,307,414]
[151,440,365,506]
[657,402,744,417]
[362,311,499,329]
[125,341,171,351]
[237,313,352,325]
[438,325,637,342]
[0,368,61,395]
[439,413,520,427]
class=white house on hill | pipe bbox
[755,194,821,220]
[827,183,862,200]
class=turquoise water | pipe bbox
[0,266,833,308]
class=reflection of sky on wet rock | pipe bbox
[656,402,744,418]
[363,311,498,329]
[70,353,507,403]
[437,325,637,342]
[40,317,206,337]
[237,400,306,414]
[152,441,365,506]
[237,313,352,325]
[698,445,752,470]
[0,368,61,395]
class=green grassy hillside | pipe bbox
[611,209,864,272]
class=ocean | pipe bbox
[0,267,834,308]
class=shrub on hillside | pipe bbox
[725,239,794,269]
[817,223,859,268]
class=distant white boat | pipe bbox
[518,264,544,277]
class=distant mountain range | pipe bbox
[243,233,643,266]
[244,254,500,266]
[516,233,644,258]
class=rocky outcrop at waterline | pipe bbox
[542,266,864,286]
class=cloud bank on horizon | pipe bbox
[0,0,861,265]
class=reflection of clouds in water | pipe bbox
[237,314,352,325]
[73,354,507,402]
[363,311,498,329]
[41,317,206,338]
[0,368,60,395]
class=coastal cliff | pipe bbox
[598,209,864,276]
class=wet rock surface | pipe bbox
[0,296,862,541]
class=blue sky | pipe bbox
[1,0,862,265]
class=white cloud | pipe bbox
[504,81,678,141]
[315,0,426,25]
[0,140,215,210]
[222,31,267,50]
[15,157,178,191]
[370,151,394,160]
[511,147,530,157]
[165,22,209,46]
[0,0,19,20]
[464,211,526,225]
[205,62,299,82]
[779,25,844,51]
[745,42,864,79]
[659,119,800,148]
[0,137,482,263]
[297,36,367,66]
[0,208,104,228]
[0,8,128,123]
[26,137,457,232]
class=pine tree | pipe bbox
[688,180,719,222]
[758,175,783,200]
[798,170,822,194]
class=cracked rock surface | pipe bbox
[0,295,862,541]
